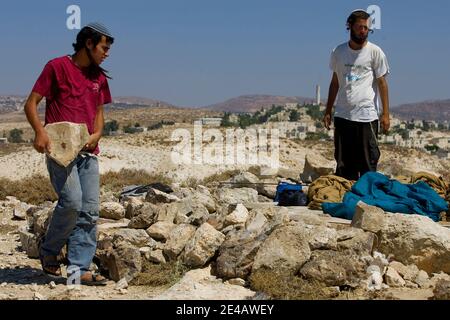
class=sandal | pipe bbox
[39,253,62,278]
[38,237,62,278]
[79,272,108,286]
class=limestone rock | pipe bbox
[45,122,90,167]
[112,229,154,248]
[224,204,249,227]
[153,267,255,300]
[146,221,176,241]
[124,197,144,219]
[300,153,335,183]
[377,213,450,274]
[252,222,311,275]
[183,223,225,267]
[351,202,386,234]
[146,249,167,264]
[432,279,450,300]
[299,251,349,286]
[100,202,125,220]
[128,203,158,229]
[385,267,406,287]
[145,188,180,204]
[216,188,259,205]
[215,207,289,280]
[336,228,375,256]
[97,243,142,282]
[163,224,197,260]
[18,226,40,258]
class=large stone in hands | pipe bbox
[45,122,90,167]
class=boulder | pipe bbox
[216,188,259,205]
[18,226,40,258]
[336,227,375,256]
[186,202,210,226]
[256,179,278,199]
[112,229,154,248]
[174,186,216,213]
[229,172,260,189]
[300,153,335,183]
[224,204,249,227]
[100,202,125,220]
[252,222,311,275]
[12,202,31,220]
[183,223,225,267]
[97,243,142,282]
[146,221,176,241]
[307,225,338,250]
[128,203,158,229]
[145,188,180,204]
[124,197,144,219]
[157,200,192,223]
[152,267,256,300]
[351,202,386,234]
[377,213,450,274]
[163,224,197,260]
[215,206,289,280]
[384,267,406,287]
[146,249,167,264]
[432,279,450,300]
[299,250,368,286]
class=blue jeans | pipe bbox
[41,154,100,275]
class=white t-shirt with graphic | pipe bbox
[329,41,390,122]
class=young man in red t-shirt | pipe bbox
[24,23,114,285]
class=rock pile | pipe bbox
[4,170,450,300]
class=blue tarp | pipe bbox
[322,172,448,222]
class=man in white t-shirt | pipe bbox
[323,9,390,181]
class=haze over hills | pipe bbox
[112,96,176,108]
[390,99,450,122]
[0,94,449,122]
[203,94,315,113]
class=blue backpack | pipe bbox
[275,182,307,206]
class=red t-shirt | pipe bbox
[32,55,112,154]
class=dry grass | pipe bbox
[130,260,189,287]
[0,143,26,157]
[100,169,173,194]
[249,268,338,300]
[0,224,18,235]
[0,175,57,205]
[0,169,173,205]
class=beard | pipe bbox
[350,30,368,45]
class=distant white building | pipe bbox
[285,103,298,110]
[413,120,424,128]
[0,138,8,144]
[198,118,223,127]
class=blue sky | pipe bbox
[0,0,449,107]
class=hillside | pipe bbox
[391,99,450,122]
[204,94,315,113]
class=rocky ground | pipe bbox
[1,169,449,300]
[1,119,449,300]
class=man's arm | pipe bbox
[323,72,339,130]
[84,105,104,151]
[24,92,51,153]
[377,75,390,133]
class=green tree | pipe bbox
[104,120,119,135]
[9,128,23,143]
[221,112,234,127]
[289,110,300,122]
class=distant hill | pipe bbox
[391,99,450,122]
[204,94,316,113]
[111,96,176,109]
